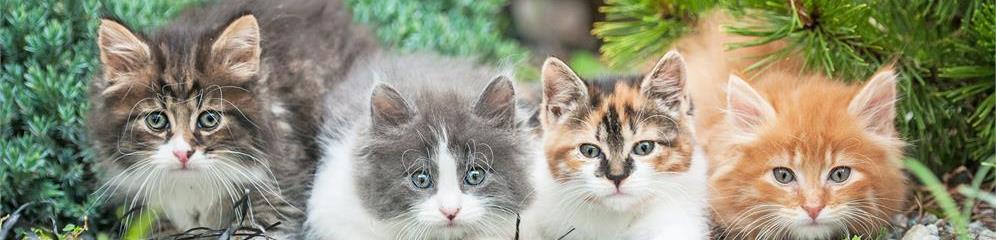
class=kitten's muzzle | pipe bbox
[803,204,824,220]
[440,207,460,221]
[173,149,193,168]
[597,157,634,188]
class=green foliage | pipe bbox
[346,0,528,63]
[0,0,198,237]
[567,51,624,79]
[29,223,86,240]
[723,0,886,77]
[875,0,994,172]
[594,0,716,68]
[121,208,156,240]
[593,0,995,173]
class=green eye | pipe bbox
[829,167,851,183]
[411,171,432,189]
[197,111,221,129]
[579,144,602,158]
[632,141,655,156]
[773,167,795,184]
[465,167,487,185]
[145,111,169,131]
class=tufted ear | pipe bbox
[474,76,517,128]
[848,68,898,137]
[97,19,153,91]
[541,57,588,125]
[370,83,415,127]
[640,50,687,113]
[726,74,775,138]
[210,15,261,82]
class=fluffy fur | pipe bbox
[87,0,375,237]
[522,51,710,239]
[306,53,536,240]
[679,11,908,239]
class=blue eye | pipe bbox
[632,141,655,156]
[197,110,221,129]
[464,167,486,185]
[145,111,169,131]
[411,171,432,189]
[579,144,601,158]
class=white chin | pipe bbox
[597,194,642,212]
[789,223,838,240]
[429,225,469,238]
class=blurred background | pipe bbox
[0,0,992,239]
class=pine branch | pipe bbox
[593,0,716,68]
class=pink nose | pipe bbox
[440,208,460,220]
[173,150,193,165]
[803,205,824,220]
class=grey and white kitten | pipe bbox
[87,0,374,237]
[306,53,537,239]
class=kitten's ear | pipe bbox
[726,74,775,136]
[541,57,588,124]
[97,19,153,89]
[640,50,687,112]
[475,76,517,128]
[211,15,261,82]
[848,68,898,136]
[370,83,415,127]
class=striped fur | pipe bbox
[87,0,374,237]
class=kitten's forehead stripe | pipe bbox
[624,104,637,132]
[602,107,624,151]
[433,133,462,209]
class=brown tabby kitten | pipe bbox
[87,0,374,237]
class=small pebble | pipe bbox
[894,215,909,228]
[922,214,939,224]
[970,221,996,240]
[977,228,996,240]
[903,224,940,240]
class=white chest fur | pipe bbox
[306,130,387,239]
[152,177,229,230]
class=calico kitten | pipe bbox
[305,53,535,239]
[522,51,710,239]
[87,0,374,236]
[680,12,907,239]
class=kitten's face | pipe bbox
[355,78,533,238]
[539,52,695,212]
[711,73,906,239]
[90,16,272,198]
[126,95,256,172]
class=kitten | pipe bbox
[87,0,374,237]
[522,51,710,239]
[305,53,536,240]
[680,12,907,239]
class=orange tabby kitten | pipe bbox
[680,12,908,239]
